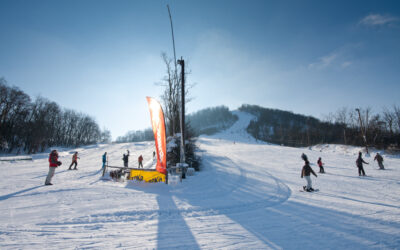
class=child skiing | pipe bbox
[356,152,369,176]
[301,153,317,192]
[317,157,325,173]
[374,153,384,169]
[68,152,80,170]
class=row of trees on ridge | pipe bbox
[240,104,400,150]
[0,78,111,154]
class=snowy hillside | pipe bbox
[1,111,400,249]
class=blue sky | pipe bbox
[1,0,399,139]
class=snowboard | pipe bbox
[300,186,319,192]
[300,189,319,192]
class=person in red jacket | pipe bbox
[45,149,62,185]
[317,157,325,173]
[68,152,80,170]
[138,155,143,168]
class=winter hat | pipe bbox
[301,153,308,162]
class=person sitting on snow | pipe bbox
[301,154,317,192]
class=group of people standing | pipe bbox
[45,150,80,185]
[301,151,385,192]
[45,149,146,185]
[121,150,144,168]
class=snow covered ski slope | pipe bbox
[1,111,400,249]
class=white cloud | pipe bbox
[308,44,361,70]
[308,52,339,70]
[341,61,352,68]
[359,14,398,26]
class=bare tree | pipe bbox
[382,106,395,135]
[156,52,180,136]
[0,78,103,153]
[393,105,400,133]
[157,53,195,137]
[334,107,349,144]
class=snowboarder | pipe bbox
[374,153,384,169]
[68,152,79,170]
[123,150,130,167]
[102,152,107,170]
[138,155,143,168]
[301,154,317,192]
[45,149,62,185]
[356,152,368,176]
[317,157,325,173]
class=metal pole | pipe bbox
[167,5,178,77]
[167,5,179,136]
[178,58,185,163]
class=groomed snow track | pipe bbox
[1,111,400,249]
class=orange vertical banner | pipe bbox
[146,97,167,174]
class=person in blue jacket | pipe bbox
[102,152,107,170]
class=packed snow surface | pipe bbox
[1,111,399,249]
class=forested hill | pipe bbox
[239,104,399,149]
[187,106,238,136]
[239,104,343,147]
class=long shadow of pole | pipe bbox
[0,185,42,201]
[156,192,200,249]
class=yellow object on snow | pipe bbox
[128,169,165,183]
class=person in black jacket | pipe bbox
[123,150,130,167]
[374,153,384,170]
[356,152,368,176]
[301,154,317,192]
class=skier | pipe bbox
[153,151,156,159]
[45,149,62,185]
[68,152,79,170]
[102,152,107,170]
[356,152,369,176]
[317,157,325,173]
[301,154,317,192]
[374,153,384,169]
[123,150,130,167]
[138,155,143,168]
